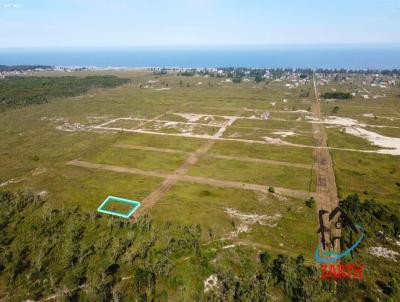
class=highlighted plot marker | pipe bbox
[97,195,141,218]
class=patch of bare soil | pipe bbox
[368,246,399,261]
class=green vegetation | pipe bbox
[299,88,310,98]
[322,92,352,99]
[332,106,340,113]
[305,197,315,208]
[340,194,399,238]
[0,65,52,72]
[84,147,187,173]
[117,133,204,152]
[188,157,315,191]
[331,150,400,206]
[0,190,323,301]
[0,75,129,111]
[209,141,315,165]
[326,128,380,151]
[0,190,204,301]
[338,194,400,301]
[0,70,399,300]
[3,189,397,301]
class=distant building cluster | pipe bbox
[0,65,54,78]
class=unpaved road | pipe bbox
[312,77,339,211]
[98,118,393,156]
[180,174,315,199]
[132,140,216,216]
[312,76,340,253]
[113,144,313,169]
[67,159,318,200]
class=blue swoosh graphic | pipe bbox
[314,224,365,263]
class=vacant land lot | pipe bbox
[0,70,399,301]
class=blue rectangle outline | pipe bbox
[97,195,141,218]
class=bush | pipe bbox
[0,75,129,111]
[305,197,315,208]
[322,92,352,99]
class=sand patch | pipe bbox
[31,167,47,176]
[173,113,203,122]
[204,274,220,293]
[225,207,281,238]
[258,112,270,120]
[317,116,400,155]
[273,131,297,138]
[38,190,48,200]
[322,116,362,127]
[368,246,399,261]
[225,208,281,227]
[345,127,400,155]
[274,194,288,202]
[262,136,285,144]
[292,110,309,114]
[56,122,92,132]
[305,116,319,121]
[363,113,399,121]
[230,224,250,237]
[0,178,23,187]
[86,115,111,124]
[222,244,236,249]
[363,113,375,118]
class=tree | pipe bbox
[255,75,264,83]
[322,92,352,99]
[133,267,156,299]
[305,197,315,208]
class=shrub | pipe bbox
[305,197,315,208]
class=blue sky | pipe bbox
[0,0,399,48]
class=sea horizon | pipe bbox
[1,46,400,69]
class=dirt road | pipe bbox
[312,75,340,253]
[67,159,318,201]
[113,144,312,169]
[133,140,216,216]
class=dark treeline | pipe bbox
[1,189,398,301]
[0,65,54,72]
[339,194,400,300]
[322,92,352,99]
[316,68,400,75]
[0,75,129,111]
[340,194,399,239]
[0,189,203,301]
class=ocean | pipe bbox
[0,47,399,69]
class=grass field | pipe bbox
[208,140,315,164]
[187,157,315,191]
[1,70,399,301]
